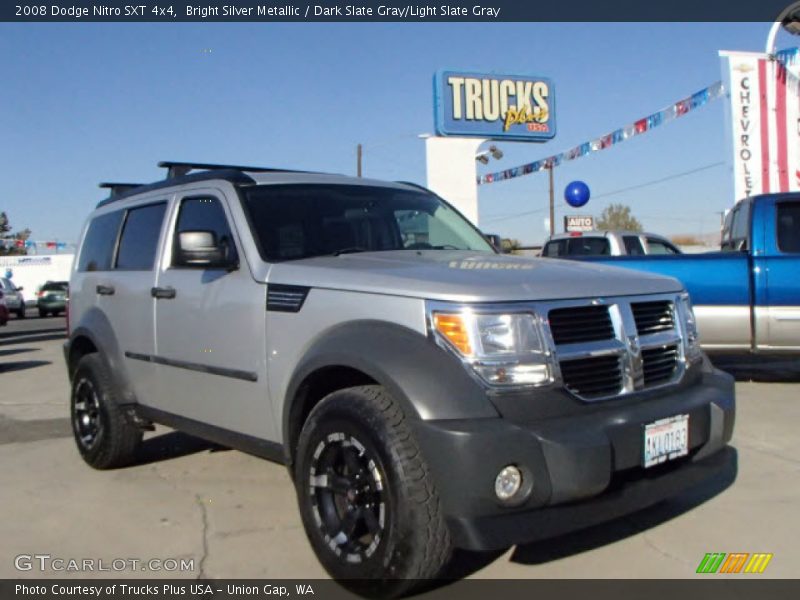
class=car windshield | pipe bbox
[241,184,495,261]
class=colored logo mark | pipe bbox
[696,552,773,574]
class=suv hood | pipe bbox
[264,251,682,303]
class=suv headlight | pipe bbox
[430,307,554,387]
[678,293,702,361]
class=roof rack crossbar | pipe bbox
[98,182,145,197]
[157,161,303,179]
[395,181,434,193]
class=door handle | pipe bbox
[151,286,176,299]
[96,285,115,296]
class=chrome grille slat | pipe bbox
[631,300,675,335]
[548,305,614,345]
[559,354,623,398]
[641,344,680,386]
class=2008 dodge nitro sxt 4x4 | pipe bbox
[65,161,736,596]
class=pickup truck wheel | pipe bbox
[39,309,48,318]
[70,354,142,469]
[295,385,452,597]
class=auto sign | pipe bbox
[434,70,556,141]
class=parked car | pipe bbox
[64,161,735,595]
[0,276,26,318]
[0,291,9,326]
[570,194,799,354]
[37,280,69,318]
[541,231,682,257]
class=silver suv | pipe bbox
[65,162,735,594]
[0,277,26,318]
[542,231,681,257]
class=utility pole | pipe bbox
[548,164,555,236]
[357,144,363,177]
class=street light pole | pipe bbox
[357,144,363,177]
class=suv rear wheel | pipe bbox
[295,385,452,597]
[71,354,142,469]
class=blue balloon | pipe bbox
[564,180,590,207]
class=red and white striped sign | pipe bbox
[722,50,800,201]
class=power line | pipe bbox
[482,161,726,224]
[590,161,726,200]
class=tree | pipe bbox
[0,212,30,256]
[596,204,643,232]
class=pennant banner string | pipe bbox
[477,80,725,186]
[0,238,73,250]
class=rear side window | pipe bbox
[78,210,124,272]
[646,238,680,255]
[623,236,645,255]
[116,202,167,270]
[567,237,610,255]
[777,203,800,253]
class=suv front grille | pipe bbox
[559,355,623,399]
[631,300,674,335]
[642,344,680,386]
[548,305,614,345]
[543,294,685,402]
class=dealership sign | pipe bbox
[721,50,800,200]
[564,215,594,232]
[434,71,555,141]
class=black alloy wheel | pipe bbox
[308,431,387,563]
[72,377,102,450]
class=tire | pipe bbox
[39,309,48,318]
[70,354,142,469]
[17,306,25,318]
[295,385,452,598]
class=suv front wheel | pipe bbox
[71,354,142,469]
[295,385,452,597]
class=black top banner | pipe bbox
[3,0,800,22]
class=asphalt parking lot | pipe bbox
[1,316,798,581]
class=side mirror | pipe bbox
[484,233,508,253]
[175,231,233,269]
[16,286,23,292]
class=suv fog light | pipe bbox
[495,465,522,501]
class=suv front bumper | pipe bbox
[411,368,736,551]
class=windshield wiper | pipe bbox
[332,247,369,256]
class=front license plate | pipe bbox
[643,414,689,468]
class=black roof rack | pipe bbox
[158,161,305,179]
[96,161,318,209]
[99,182,145,197]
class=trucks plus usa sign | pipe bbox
[434,71,556,141]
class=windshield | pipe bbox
[242,184,495,261]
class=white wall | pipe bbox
[0,254,74,303]
[425,136,486,226]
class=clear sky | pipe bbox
[0,22,795,246]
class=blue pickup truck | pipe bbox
[568,194,800,354]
